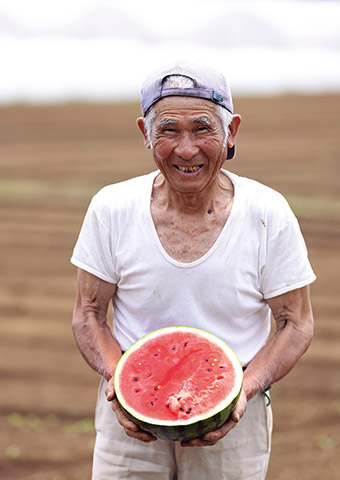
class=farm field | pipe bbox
[0,95,339,479]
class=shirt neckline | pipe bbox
[145,169,240,268]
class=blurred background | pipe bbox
[1,0,340,103]
[0,1,339,479]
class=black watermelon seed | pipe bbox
[180,408,185,411]
[184,342,188,347]
[135,388,141,393]
[217,375,224,379]
[177,397,182,400]
[205,359,209,362]
[166,404,170,408]
[172,346,176,350]
[207,368,212,372]
[186,408,192,414]
[154,353,158,357]
[133,377,138,381]
[219,366,225,369]
[150,401,154,406]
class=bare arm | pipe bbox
[242,285,314,401]
[72,268,156,442]
[72,268,121,380]
[183,285,314,447]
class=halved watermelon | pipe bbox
[114,326,243,441]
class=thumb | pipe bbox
[105,376,115,401]
[231,389,247,423]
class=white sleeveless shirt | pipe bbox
[71,170,315,366]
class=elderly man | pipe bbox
[71,62,315,479]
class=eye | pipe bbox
[161,127,178,135]
[195,125,210,133]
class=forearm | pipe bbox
[243,321,312,400]
[243,286,314,401]
[72,308,122,381]
[72,269,121,381]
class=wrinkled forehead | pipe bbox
[153,95,221,123]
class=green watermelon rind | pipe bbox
[121,386,241,441]
[114,326,243,442]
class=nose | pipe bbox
[174,133,199,160]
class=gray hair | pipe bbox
[144,74,233,148]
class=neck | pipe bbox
[152,171,234,215]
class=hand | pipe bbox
[105,377,157,443]
[181,388,248,447]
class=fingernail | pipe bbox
[106,391,113,400]
[234,413,240,422]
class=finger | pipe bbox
[111,399,139,431]
[105,377,115,401]
[202,418,237,443]
[181,437,218,447]
[182,390,248,447]
[181,419,236,447]
[231,391,247,423]
[231,410,241,423]
[125,428,157,443]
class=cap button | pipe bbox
[212,91,223,102]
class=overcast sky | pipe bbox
[0,0,339,103]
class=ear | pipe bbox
[136,117,152,149]
[227,114,242,148]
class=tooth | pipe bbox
[178,165,200,172]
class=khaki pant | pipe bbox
[92,380,272,480]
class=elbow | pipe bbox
[306,321,314,350]
[71,301,105,340]
[72,305,86,340]
[300,312,314,354]
[72,312,79,336]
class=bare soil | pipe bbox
[0,95,339,479]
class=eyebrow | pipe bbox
[158,117,212,127]
[192,117,211,126]
[159,119,176,127]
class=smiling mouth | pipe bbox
[174,164,203,173]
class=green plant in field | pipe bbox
[6,412,42,431]
[315,433,338,450]
[5,444,21,459]
[64,418,95,434]
[6,412,94,436]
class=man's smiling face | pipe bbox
[149,96,228,196]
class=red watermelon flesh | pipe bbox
[114,327,243,441]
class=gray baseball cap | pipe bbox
[140,61,236,159]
